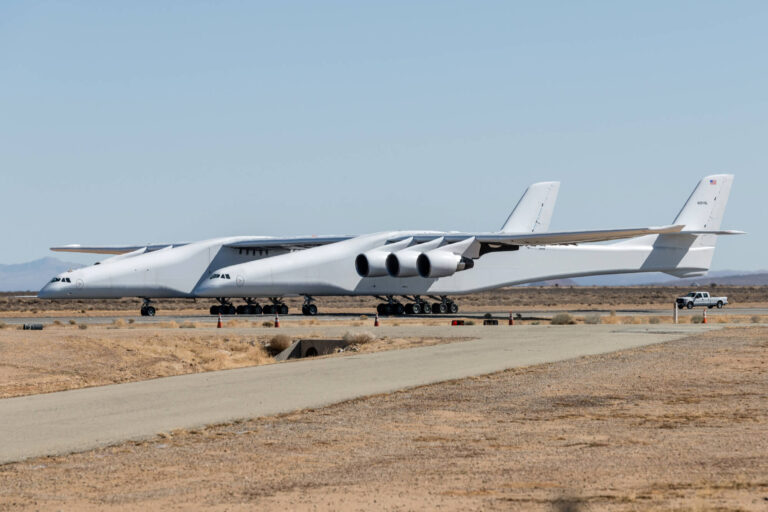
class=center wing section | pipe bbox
[224,235,354,251]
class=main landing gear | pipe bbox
[209,298,289,315]
[262,298,289,316]
[236,298,263,315]
[140,298,156,317]
[301,296,318,316]
[374,295,458,316]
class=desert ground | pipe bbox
[0,327,765,511]
[4,285,768,317]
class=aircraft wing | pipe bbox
[403,224,688,254]
[50,244,186,255]
[224,236,354,251]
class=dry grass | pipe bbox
[551,313,575,325]
[342,330,377,345]
[583,314,602,325]
[267,334,293,351]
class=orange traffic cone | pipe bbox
[509,312,514,326]
[274,314,280,328]
[374,313,379,327]
[702,309,707,324]
[217,313,222,328]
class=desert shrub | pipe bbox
[691,314,704,324]
[465,320,475,325]
[268,334,293,351]
[179,322,196,329]
[551,313,575,325]
[342,331,376,345]
[68,319,77,325]
[531,321,540,325]
[649,316,661,324]
[359,315,368,320]
[751,315,761,324]
[584,314,601,325]
[128,318,135,324]
[53,320,62,326]
[609,310,617,317]
[113,319,126,328]
[78,323,88,330]
[0,321,7,329]
[262,321,274,328]
[80,309,86,314]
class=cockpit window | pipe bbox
[209,273,232,280]
[64,278,71,283]
[225,274,230,279]
[210,274,220,280]
[50,277,61,283]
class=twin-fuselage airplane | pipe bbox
[39,175,742,316]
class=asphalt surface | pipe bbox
[2,307,765,325]
[0,323,719,464]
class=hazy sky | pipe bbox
[1,2,766,269]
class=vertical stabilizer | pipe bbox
[500,181,560,233]
[673,174,734,230]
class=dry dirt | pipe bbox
[3,285,768,316]
[0,327,766,511]
[0,323,462,399]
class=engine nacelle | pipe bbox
[355,251,390,277]
[417,249,474,278]
[386,251,421,277]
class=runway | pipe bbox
[0,323,719,464]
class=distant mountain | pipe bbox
[0,257,84,292]
[522,270,768,287]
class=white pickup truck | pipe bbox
[676,291,728,310]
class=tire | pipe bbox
[717,301,723,309]
[686,302,693,310]
[263,304,273,315]
[404,303,414,315]
[140,306,147,316]
[419,303,429,315]
[376,304,386,315]
[411,303,421,315]
[279,304,289,315]
[307,304,317,316]
[252,304,263,315]
[244,305,255,315]
[449,302,458,314]
[145,306,156,317]
[301,305,308,315]
[438,302,448,314]
[210,305,220,315]
[431,303,440,314]
[677,304,684,310]
[236,305,246,315]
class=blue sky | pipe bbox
[1,1,766,269]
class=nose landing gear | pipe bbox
[301,296,318,316]
[140,299,156,317]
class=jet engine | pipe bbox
[417,249,474,278]
[385,238,445,277]
[355,238,413,277]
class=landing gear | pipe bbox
[210,298,236,315]
[140,299,156,317]
[236,298,263,315]
[263,298,288,315]
[430,296,458,315]
[301,296,318,316]
[375,295,445,316]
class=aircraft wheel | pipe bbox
[236,305,246,315]
[419,303,430,315]
[376,304,386,315]
[252,304,263,315]
[140,306,147,316]
[431,303,441,314]
[449,302,458,314]
[411,303,421,315]
[210,305,220,315]
[404,303,414,315]
[438,302,448,314]
[302,305,309,315]
[717,301,723,309]
[279,304,289,315]
[395,303,405,315]
[686,302,693,309]
[145,306,156,317]
[263,304,273,315]
[307,304,318,316]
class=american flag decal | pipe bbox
[709,179,717,185]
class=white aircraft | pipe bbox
[39,175,741,316]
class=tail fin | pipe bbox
[500,181,560,233]
[673,174,734,230]
[616,174,738,278]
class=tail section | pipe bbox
[617,174,738,278]
[500,181,560,233]
[673,174,734,231]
